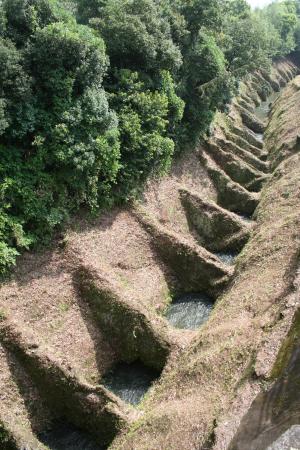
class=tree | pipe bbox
[26,22,120,208]
[2,0,58,46]
[225,0,250,18]
[0,38,34,141]
[90,0,182,73]
[180,0,223,39]
[108,70,177,199]
[76,0,105,24]
[178,30,229,144]
[223,15,276,71]
[261,0,298,54]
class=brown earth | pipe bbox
[0,56,299,450]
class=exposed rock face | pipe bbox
[180,189,252,253]
[226,73,300,450]
[200,149,260,215]
[0,57,299,449]
[133,207,233,297]
[74,263,172,371]
[228,305,300,450]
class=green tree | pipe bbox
[178,30,229,144]
[0,38,35,141]
[76,0,105,24]
[108,70,177,199]
[2,0,58,45]
[90,0,182,73]
[223,15,276,71]
[26,22,120,207]
[261,0,298,54]
[225,0,250,18]
[180,0,223,39]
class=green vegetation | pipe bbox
[0,0,299,274]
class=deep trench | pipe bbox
[2,65,297,450]
[36,84,277,450]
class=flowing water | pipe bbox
[255,100,271,122]
[255,92,279,122]
[102,361,159,405]
[38,422,103,450]
[165,293,214,330]
[253,132,264,143]
[236,213,253,223]
[216,252,237,266]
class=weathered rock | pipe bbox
[228,121,264,150]
[200,150,260,215]
[0,321,130,446]
[249,77,269,101]
[213,138,269,173]
[74,263,171,371]
[207,141,269,191]
[229,311,300,450]
[133,207,233,297]
[180,189,252,253]
[222,131,264,159]
[260,69,281,92]
[237,97,255,114]
[236,104,266,133]
[254,71,273,94]
[244,82,261,106]
[240,93,256,109]
[265,76,300,169]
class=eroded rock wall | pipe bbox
[0,57,298,449]
[110,62,300,450]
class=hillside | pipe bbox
[0,55,300,449]
[1,1,300,449]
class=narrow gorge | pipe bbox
[0,55,299,450]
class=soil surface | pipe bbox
[0,57,299,450]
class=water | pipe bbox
[255,92,279,121]
[254,100,271,121]
[38,422,103,450]
[165,293,214,330]
[253,132,264,143]
[236,213,253,223]
[216,253,237,266]
[102,361,159,405]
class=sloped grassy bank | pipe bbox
[110,74,300,450]
[0,57,298,450]
[227,75,300,450]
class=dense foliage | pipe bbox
[0,0,299,274]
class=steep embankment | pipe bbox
[0,57,299,450]
[109,58,300,450]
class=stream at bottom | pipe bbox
[253,131,264,143]
[38,422,103,450]
[103,361,159,405]
[255,92,279,121]
[216,252,238,266]
[165,293,214,330]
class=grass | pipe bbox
[0,308,7,321]
[58,302,70,313]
